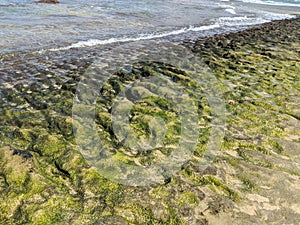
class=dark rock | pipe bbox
[164,177,171,184]
[54,160,70,177]
[38,0,59,3]
[11,148,33,159]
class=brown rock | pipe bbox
[228,100,235,105]
[38,0,59,3]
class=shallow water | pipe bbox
[0,0,299,53]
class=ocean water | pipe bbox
[0,0,299,53]
[240,0,300,7]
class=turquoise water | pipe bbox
[0,0,299,53]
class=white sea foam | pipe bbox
[217,16,267,26]
[1,0,298,54]
[225,8,237,14]
[239,0,300,7]
[38,11,296,53]
[218,3,237,14]
[262,11,296,20]
[41,24,220,52]
[225,5,237,14]
[217,12,296,26]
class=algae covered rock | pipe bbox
[0,18,300,224]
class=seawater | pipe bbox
[0,0,299,53]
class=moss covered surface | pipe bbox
[0,18,299,224]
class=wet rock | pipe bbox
[11,147,33,159]
[37,0,59,3]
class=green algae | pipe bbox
[237,175,258,193]
[177,191,199,206]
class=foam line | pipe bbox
[40,24,221,52]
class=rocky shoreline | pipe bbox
[0,18,299,224]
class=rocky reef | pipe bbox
[0,18,299,224]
